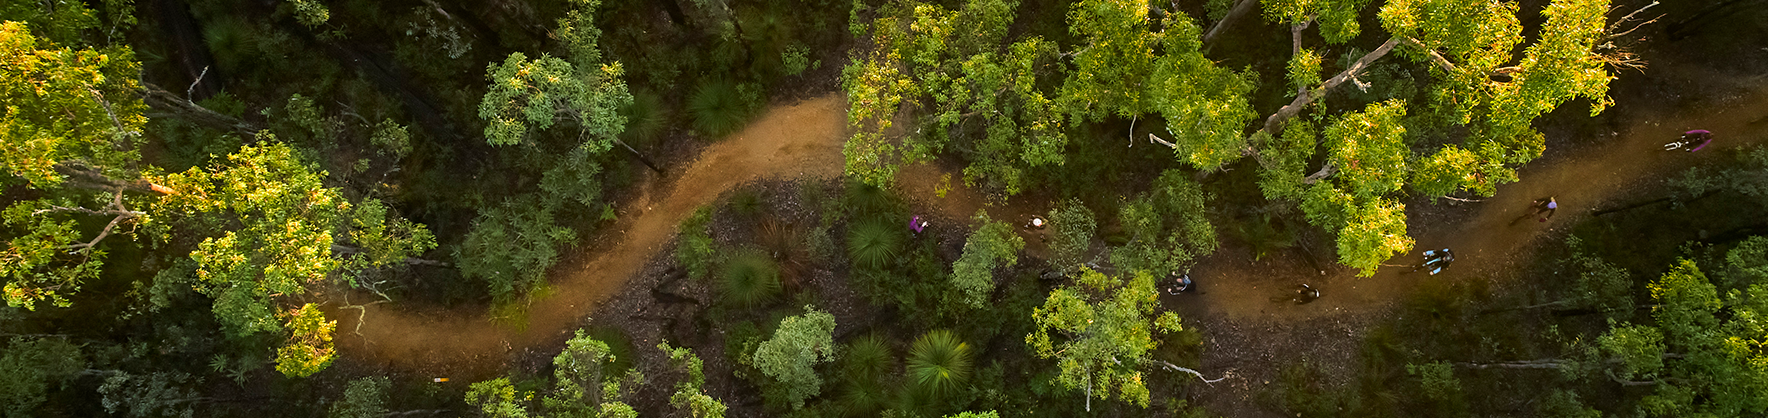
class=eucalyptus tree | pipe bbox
[1593,258,1768,416]
[843,0,1065,194]
[950,210,1024,308]
[751,306,837,410]
[5,2,436,378]
[464,0,640,300]
[1026,268,1189,410]
[845,0,1630,275]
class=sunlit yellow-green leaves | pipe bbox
[843,0,1066,195]
[274,303,336,378]
[1333,198,1412,276]
[1062,0,1156,121]
[156,141,346,338]
[1147,14,1257,171]
[1323,99,1409,200]
[0,21,145,188]
[1027,268,1182,408]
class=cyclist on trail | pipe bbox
[1294,284,1320,304]
[1680,129,1713,152]
[1417,248,1454,275]
[1165,273,1194,295]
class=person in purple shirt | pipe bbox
[1679,130,1713,152]
[910,215,928,236]
[1511,196,1557,225]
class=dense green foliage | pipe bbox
[1027,268,1184,408]
[0,0,1742,415]
[950,210,1024,307]
[750,306,837,410]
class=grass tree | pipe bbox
[847,218,907,270]
[752,306,837,410]
[1027,268,1217,410]
[720,249,783,309]
[906,329,974,398]
[834,335,896,416]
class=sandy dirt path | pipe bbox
[1182,71,1768,324]
[338,65,1767,380]
[339,95,849,374]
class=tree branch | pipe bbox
[1201,0,1259,51]
[1454,359,1570,370]
[139,82,259,136]
[1153,360,1230,383]
[1402,37,1457,73]
[1605,1,1662,41]
[1302,163,1335,184]
[1257,37,1402,138]
[42,191,141,253]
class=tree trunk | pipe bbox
[615,139,665,174]
[1455,359,1571,370]
[1255,37,1401,139]
[1201,0,1259,51]
[139,82,259,136]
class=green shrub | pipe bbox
[1047,199,1097,273]
[843,181,897,217]
[752,307,838,410]
[731,188,764,217]
[906,330,973,398]
[621,89,668,145]
[721,249,783,309]
[835,335,895,417]
[847,219,906,269]
[688,79,754,138]
[676,207,716,280]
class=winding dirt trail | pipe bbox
[1183,67,1768,323]
[340,95,850,374]
[340,63,1768,379]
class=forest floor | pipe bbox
[334,10,1768,417]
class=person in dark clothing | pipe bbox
[1165,273,1194,295]
[1672,130,1713,152]
[1294,284,1320,304]
[1417,248,1454,275]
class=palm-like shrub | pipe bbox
[906,330,972,397]
[836,335,895,417]
[688,79,751,138]
[720,249,782,309]
[846,219,905,269]
[620,89,668,145]
[843,181,896,216]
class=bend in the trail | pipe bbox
[340,63,1768,376]
[1179,68,1768,322]
[340,95,849,374]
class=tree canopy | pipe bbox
[1026,268,1184,408]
